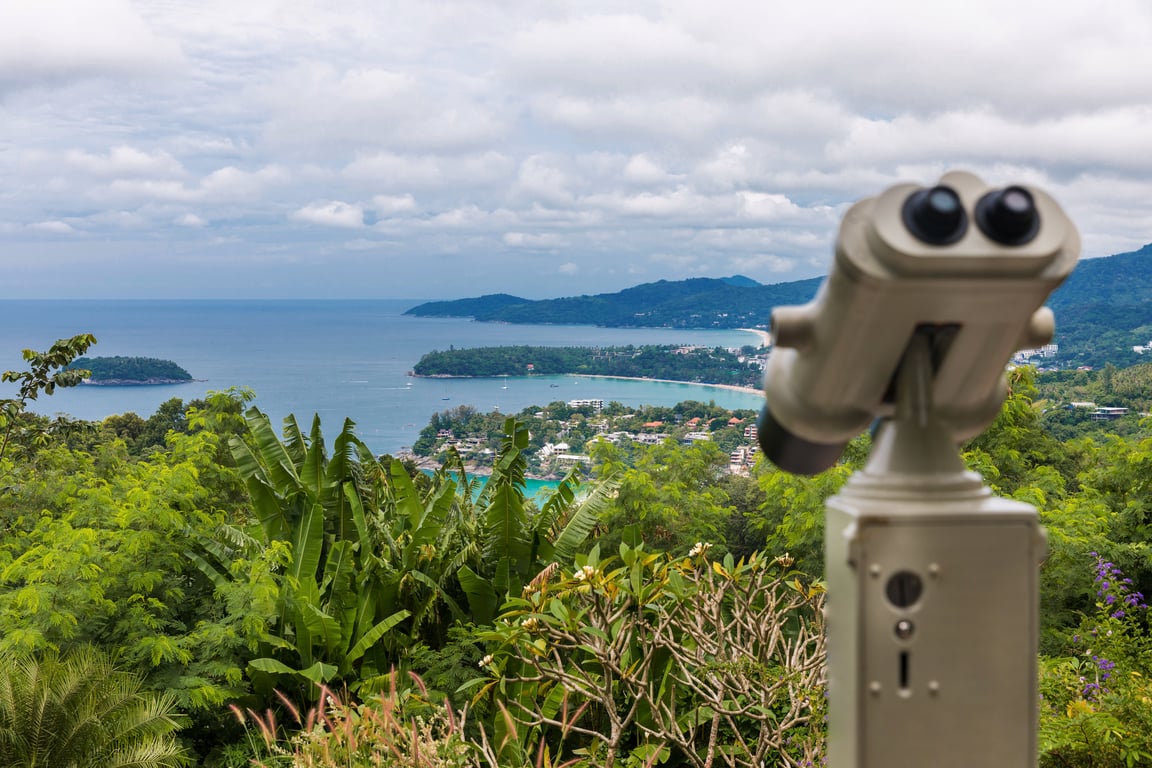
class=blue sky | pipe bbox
[2,0,1151,299]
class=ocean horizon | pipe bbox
[0,299,767,456]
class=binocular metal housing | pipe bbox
[759,170,1080,475]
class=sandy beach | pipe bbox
[738,327,772,347]
[572,374,764,396]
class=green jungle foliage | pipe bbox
[413,343,764,388]
[0,645,190,767]
[70,356,193,383]
[3,336,1152,767]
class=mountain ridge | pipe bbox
[406,244,1152,367]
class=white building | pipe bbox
[538,442,571,458]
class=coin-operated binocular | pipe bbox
[758,171,1079,768]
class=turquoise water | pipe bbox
[0,300,766,455]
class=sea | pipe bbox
[0,300,766,460]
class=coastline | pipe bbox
[399,453,567,485]
[571,373,763,397]
[738,327,772,347]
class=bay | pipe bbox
[0,299,766,455]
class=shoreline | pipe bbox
[411,371,764,396]
[737,327,772,347]
[399,453,566,484]
[570,373,763,396]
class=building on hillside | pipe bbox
[568,398,604,412]
[1091,407,1129,421]
[538,442,571,459]
[1012,343,1059,364]
[728,445,759,475]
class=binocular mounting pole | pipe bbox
[823,331,1045,768]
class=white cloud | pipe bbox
[727,253,797,274]
[102,164,290,205]
[0,0,182,92]
[2,0,1152,298]
[176,213,207,227]
[291,201,365,228]
[28,220,75,234]
[66,146,186,178]
[504,232,567,248]
[558,262,579,275]
[372,194,418,215]
[515,155,576,207]
[622,154,674,186]
[737,192,803,222]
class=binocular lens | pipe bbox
[757,406,847,476]
[902,186,967,245]
[975,186,1040,245]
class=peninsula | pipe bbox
[413,343,768,389]
[70,356,194,386]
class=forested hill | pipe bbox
[406,244,1152,367]
[404,275,822,329]
[1045,243,1152,367]
[413,344,765,388]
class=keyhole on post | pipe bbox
[885,571,924,608]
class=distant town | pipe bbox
[404,397,764,480]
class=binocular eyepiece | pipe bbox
[758,171,1079,476]
[902,184,1040,248]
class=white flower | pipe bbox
[688,542,712,558]
[522,617,540,631]
[478,654,493,668]
[574,565,596,582]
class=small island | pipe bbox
[70,356,194,386]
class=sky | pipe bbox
[1,0,1151,300]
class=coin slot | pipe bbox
[900,651,910,691]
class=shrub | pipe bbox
[233,678,479,768]
[1039,553,1152,768]
[479,543,826,768]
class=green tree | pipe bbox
[0,334,95,469]
[592,438,734,555]
[0,646,189,768]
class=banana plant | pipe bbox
[190,410,411,699]
[457,417,621,625]
[193,411,619,702]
